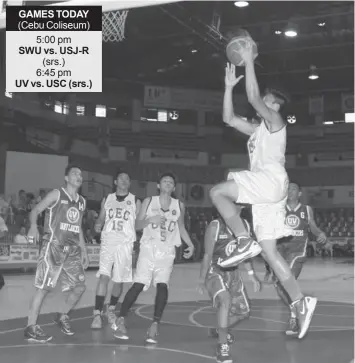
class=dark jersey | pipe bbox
[44,188,86,246]
[210,218,238,266]
[279,203,310,244]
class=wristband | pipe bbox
[247,270,254,276]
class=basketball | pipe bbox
[226,29,258,67]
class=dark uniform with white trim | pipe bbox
[34,188,86,291]
[277,203,310,278]
[205,218,250,317]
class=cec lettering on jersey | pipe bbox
[107,208,131,232]
[108,208,130,220]
[152,220,177,242]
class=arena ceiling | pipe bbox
[16,1,355,97]
[105,0,354,96]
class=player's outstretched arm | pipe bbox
[29,189,59,226]
[94,197,106,233]
[241,44,283,128]
[27,189,59,243]
[223,63,256,136]
[198,220,219,284]
[177,202,194,247]
[135,197,142,217]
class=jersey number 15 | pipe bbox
[112,220,123,231]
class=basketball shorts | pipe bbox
[97,240,133,283]
[277,239,307,279]
[134,242,176,290]
[228,169,291,242]
[34,240,85,292]
[205,265,250,317]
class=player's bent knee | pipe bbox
[98,274,110,283]
[210,181,238,200]
[215,291,231,309]
[156,282,168,292]
[209,184,223,200]
[131,282,145,294]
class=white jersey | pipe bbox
[140,196,181,247]
[247,120,287,174]
[101,192,137,244]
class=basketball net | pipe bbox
[102,9,128,42]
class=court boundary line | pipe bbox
[0,300,353,335]
[135,304,355,333]
[0,343,215,360]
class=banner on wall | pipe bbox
[0,245,39,263]
[86,245,100,267]
[144,86,246,112]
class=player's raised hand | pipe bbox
[183,244,195,259]
[225,63,244,88]
[27,225,39,244]
[239,40,254,64]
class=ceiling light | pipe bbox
[191,49,197,53]
[309,65,319,80]
[178,59,183,62]
[274,30,282,35]
[284,21,298,37]
[318,22,326,27]
[284,29,297,37]
[234,1,249,8]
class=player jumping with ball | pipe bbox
[209,41,317,339]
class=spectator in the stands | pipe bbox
[14,225,28,244]
[13,189,27,228]
[0,214,8,241]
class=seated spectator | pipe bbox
[85,228,98,244]
[0,215,8,241]
[14,225,29,244]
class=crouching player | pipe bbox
[198,211,261,363]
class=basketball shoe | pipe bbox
[24,325,52,343]
[106,305,117,329]
[291,296,317,339]
[113,317,129,340]
[208,328,235,344]
[285,316,299,336]
[145,321,159,344]
[216,343,233,363]
[218,236,262,268]
[91,310,103,329]
[54,313,74,336]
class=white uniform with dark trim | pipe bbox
[134,196,181,290]
[98,193,137,283]
[227,120,291,241]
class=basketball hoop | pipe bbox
[102,9,128,42]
